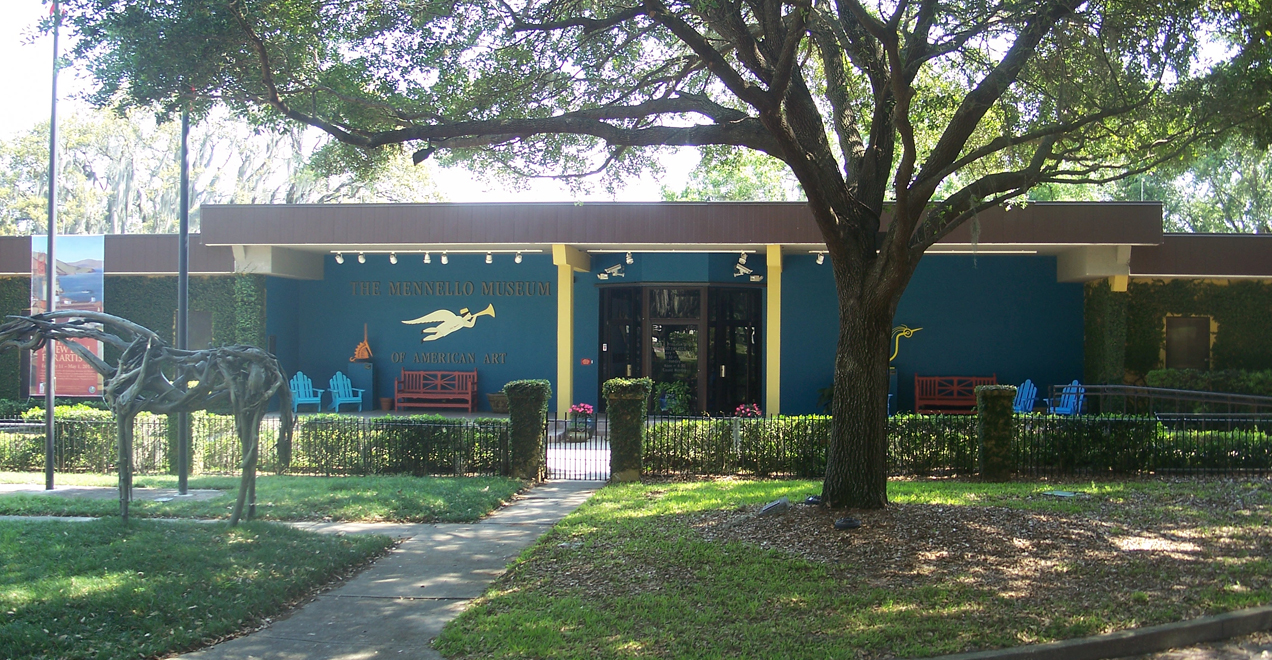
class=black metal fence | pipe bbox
[544,412,610,480]
[641,413,1272,478]
[0,413,512,477]
[4,410,1269,479]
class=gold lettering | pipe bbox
[388,281,402,295]
[371,282,380,295]
[538,282,550,296]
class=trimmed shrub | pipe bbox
[604,377,652,481]
[505,379,552,480]
[977,385,1016,481]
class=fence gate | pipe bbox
[544,413,610,480]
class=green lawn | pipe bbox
[0,473,524,522]
[436,478,1272,660]
[0,518,392,660]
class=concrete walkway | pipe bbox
[180,480,602,660]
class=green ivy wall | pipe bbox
[0,277,29,400]
[0,274,267,398]
[1085,278,1272,384]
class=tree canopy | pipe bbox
[55,0,1272,507]
[0,109,444,235]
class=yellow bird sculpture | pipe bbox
[403,304,495,341]
[890,324,922,361]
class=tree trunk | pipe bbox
[821,285,896,509]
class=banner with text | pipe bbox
[30,235,105,397]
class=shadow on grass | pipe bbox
[0,518,392,660]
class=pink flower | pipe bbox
[734,403,761,418]
[569,403,593,415]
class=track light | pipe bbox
[816,253,825,265]
[515,252,523,264]
[485,252,493,264]
[389,252,397,264]
[625,251,633,265]
[423,252,431,264]
[738,251,748,264]
[441,252,449,265]
[357,252,366,264]
[334,252,344,264]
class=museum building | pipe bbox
[1,201,1270,416]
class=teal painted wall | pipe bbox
[288,253,558,412]
[781,254,1085,414]
[272,251,1082,416]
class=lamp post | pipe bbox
[177,106,190,494]
[44,0,61,491]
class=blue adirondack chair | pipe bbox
[1046,380,1085,415]
[290,371,324,412]
[328,371,366,412]
[1013,379,1037,413]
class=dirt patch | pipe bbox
[686,481,1272,618]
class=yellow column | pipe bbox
[552,245,590,415]
[766,245,782,416]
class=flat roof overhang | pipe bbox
[1131,234,1272,279]
[0,234,234,277]
[199,201,1164,255]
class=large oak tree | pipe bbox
[58,0,1272,507]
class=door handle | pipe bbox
[720,365,726,377]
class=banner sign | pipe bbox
[30,235,105,397]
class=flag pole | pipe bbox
[44,0,60,491]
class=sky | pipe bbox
[0,1,695,203]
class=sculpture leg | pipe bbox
[228,412,261,526]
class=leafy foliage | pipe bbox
[1125,279,1272,377]
[1145,368,1272,398]
[0,109,445,236]
[54,0,1272,507]
[1084,279,1129,385]
[641,413,1272,476]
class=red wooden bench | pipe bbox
[394,369,478,412]
[914,374,997,414]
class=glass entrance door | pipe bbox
[598,285,761,415]
[650,323,701,414]
[708,289,762,413]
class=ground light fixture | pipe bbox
[334,252,344,264]
[423,252,431,263]
[515,252,523,263]
[357,252,366,264]
[441,252,449,265]
[486,252,493,264]
[389,252,397,264]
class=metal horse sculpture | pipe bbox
[0,311,293,525]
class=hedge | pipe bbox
[642,413,1272,477]
[0,408,510,476]
[1144,368,1272,398]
